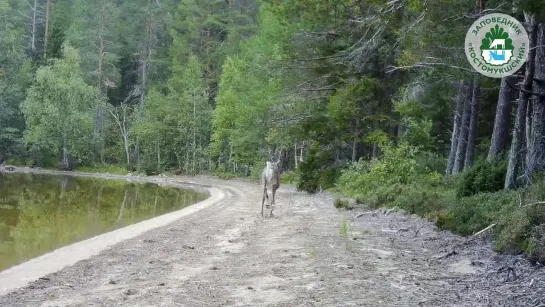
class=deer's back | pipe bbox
[262,166,280,187]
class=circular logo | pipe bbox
[465,13,529,78]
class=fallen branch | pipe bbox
[382,228,409,234]
[522,201,545,208]
[471,223,497,238]
[355,212,371,219]
[385,207,398,215]
[414,225,424,238]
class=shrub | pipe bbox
[281,171,297,184]
[526,225,545,265]
[296,146,340,193]
[337,143,441,200]
[251,161,267,179]
[438,191,514,236]
[334,198,353,210]
[456,160,506,197]
[415,151,447,175]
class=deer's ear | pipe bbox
[266,162,272,167]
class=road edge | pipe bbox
[0,169,227,296]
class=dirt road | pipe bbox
[0,174,543,306]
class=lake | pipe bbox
[0,172,208,272]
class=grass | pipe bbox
[340,217,350,249]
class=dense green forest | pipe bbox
[2,0,545,262]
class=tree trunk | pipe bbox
[372,143,379,159]
[446,81,465,175]
[115,190,128,228]
[452,80,473,175]
[525,99,532,167]
[156,141,161,170]
[123,133,130,167]
[294,143,298,168]
[352,118,360,162]
[505,13,538,189]
[525,22,545,183]
[193,91,197,174]
[487,76,515,161]
[44,0,52,58]
[61,129,69,170]
[135,8,154,168]
[300,141,304,162]
[31,0,38,55]
[464,79,480,169]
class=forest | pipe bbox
[1,0,545,262]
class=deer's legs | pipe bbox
[261,186,268,216]
[265,187,270,209]
[270,185,278,216]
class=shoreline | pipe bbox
[0,168,226,296]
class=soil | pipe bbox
[0,171,544,306]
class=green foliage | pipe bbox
[456,160,507,197]
[280,171,297,184]
[526,224,545,265]
[135,54,211,175]
[338,143,441,199]
[334,198,353,210]
[211,5,293,168]
[415,151,447,175]
[21,44,100,165]
[296,146,340,193]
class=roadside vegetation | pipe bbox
[1,0,545,263]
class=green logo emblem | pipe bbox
[465,13,529,78]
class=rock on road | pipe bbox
[0,174,542,307]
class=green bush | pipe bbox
[334,198,353,210]
[296,146,340,193]
[456,160,506,197]
[526,224,545,265]
[251,161,267,179]
[439,191,514,236]
[337,144,545,264]
[281,170,297,184]
[415,151,447,175]
[337,144,441,200]
[390,183,451,216]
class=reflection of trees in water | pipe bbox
[114,190,128,229]
[0,173,207,271]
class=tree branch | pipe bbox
[386,62,475,73]
[506,79,545,98]
[294,55,344,62]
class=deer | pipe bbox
[261,153,282,217]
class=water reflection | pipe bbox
[0,172,207,272]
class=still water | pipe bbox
[0,172,208,272]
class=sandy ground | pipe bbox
[0,172,544,306]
